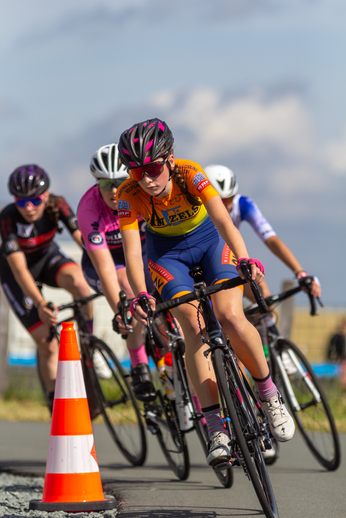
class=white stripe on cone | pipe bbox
[46,435,99,474]
[54,361,87,399]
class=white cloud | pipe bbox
[324,131,346,174]
[155,89,314,163]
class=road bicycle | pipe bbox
[137,263,280,518]
[118,290,233,486]
[244,277,341,471]
[37,293,147,467]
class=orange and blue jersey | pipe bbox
[116,159,218,236]
[116,159,239,301]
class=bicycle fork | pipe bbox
[273,345,321,412]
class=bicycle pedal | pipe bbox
[230,453,241,467]
[146,424,158,435]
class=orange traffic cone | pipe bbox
[30,322,117,512]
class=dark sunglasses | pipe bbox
[129,158,168,182]
[15,195,44,208]
[98,178,126,190]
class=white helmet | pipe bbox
[204,164,238,198]
[90,143,128,180]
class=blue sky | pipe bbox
[1,0,345,304]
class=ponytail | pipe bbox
[171,164,202,207]
[45,194,63,233]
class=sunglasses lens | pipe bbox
[130,160,166,181]
[15,197,43,208]
[98,178,126,190]
[31,198,43,206]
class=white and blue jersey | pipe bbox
[230,194,276,243]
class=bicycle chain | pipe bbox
[236,445,250,479]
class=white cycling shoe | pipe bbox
[281,351,297,376]
[261,392,295,442]
[207,431,232,467]
[93,350,112,379]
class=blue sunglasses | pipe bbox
[15,196,44,208]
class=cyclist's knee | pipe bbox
[57,266,90,296]
[36,336,59,357]
[217,307,247,337]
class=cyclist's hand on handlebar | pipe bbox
[236,258,265,284]
[37,300,58,327]
[112,312,133,335]
[130,292,156,325]
[296,271,321,298]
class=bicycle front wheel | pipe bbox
[213,349,279,518]
[275,339,341,471]
[145,390,190,480]
[90,338,147,466]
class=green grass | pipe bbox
[1,375,345,432]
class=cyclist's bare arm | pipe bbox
[205,196,264,284]
[71,228,84,249]
[87,247,123,314]
[6,252,57,326]
[121,228,156,321]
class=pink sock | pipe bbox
[128,344,148,369]
[253,373,278,401]
[202,404,225,436]
[193,395,207,426]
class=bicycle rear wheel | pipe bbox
[145,387,190,480]
[213,348,279,518]
[275,339,341,471]
[90,338,147,466]
[194,414,233,488]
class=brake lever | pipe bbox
[239,260,269,314]
[138,293,154,341]
[117,290,133,339]
[298,276,323,316]
[46,302,58,342]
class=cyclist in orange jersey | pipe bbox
[116,118,295,468]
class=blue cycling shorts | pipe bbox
[145,217,239,301]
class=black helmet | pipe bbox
[8,164,50,197]
[118,118,174,168]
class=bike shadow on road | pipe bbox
[117,505,264,517]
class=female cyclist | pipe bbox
[115,118,295,468]
[0,164,93,411]
[77,143,155,402]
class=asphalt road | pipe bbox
[0,421,345,518]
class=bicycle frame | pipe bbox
[188,275,271,453]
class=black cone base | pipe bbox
[29,497,117,512]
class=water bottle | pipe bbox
[163,352,174,379]
[157,356,175,400]
[172,355,194,432]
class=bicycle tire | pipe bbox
[146,382,190,480]
[36,351,52,413]
[274,338,341,471]
[90,338,147,467]
[213,348,279,518]
[194,413,233,488]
